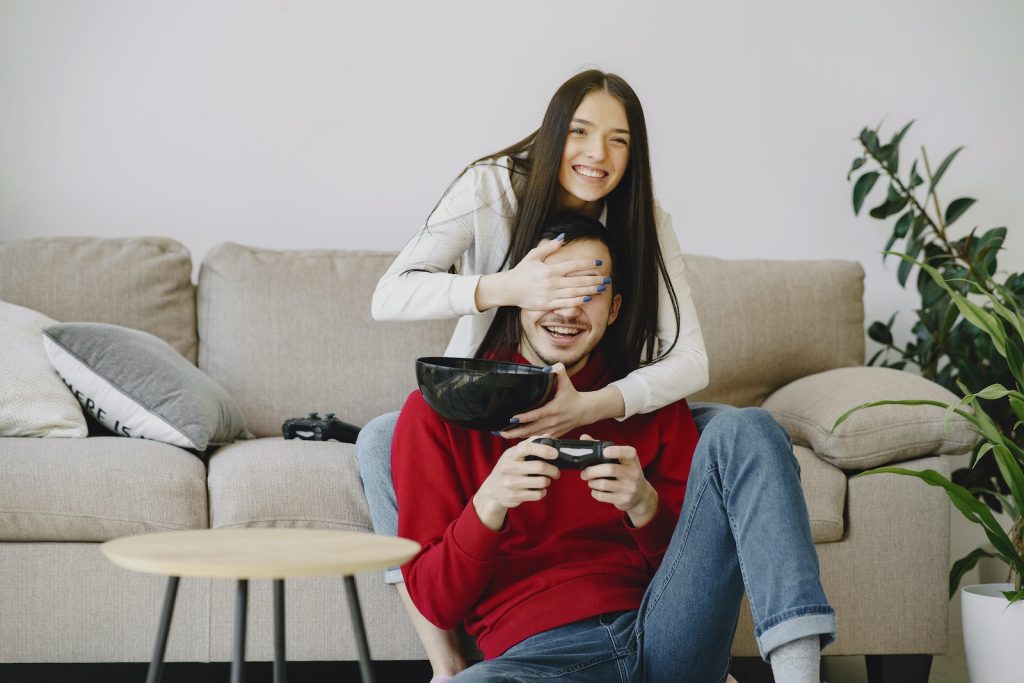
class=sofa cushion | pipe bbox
[198,243,455,437]
[0,300,87,437]
[764,366,979,470]
[794,445,846,543]
[0,237,198,363]
[207,438,372,531]
[685,255,865,407]
[0,437,208,541]
[42,322,249,451]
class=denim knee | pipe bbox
[698,407,796,470]
[355,411,400,536]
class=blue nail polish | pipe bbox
[603,277,612,284]
[583,295,592,302]
[542,366,553,373]
[555,232,565,241]
[594,259,603,266]
[491,431,502,437]
[509,417,520,424]
[596,285,606,292]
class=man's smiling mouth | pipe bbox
[542,324,584,339]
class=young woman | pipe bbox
[358,70,743,681]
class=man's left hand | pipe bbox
[578,433,660,528]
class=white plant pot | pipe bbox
[962,583,1024,682]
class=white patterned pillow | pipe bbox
[0,300,87,437]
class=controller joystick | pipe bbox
[529,438,617,470]
[283,413,360,444]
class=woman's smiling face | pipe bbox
[556,90,631,214]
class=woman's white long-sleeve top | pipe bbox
[371,157,709,419]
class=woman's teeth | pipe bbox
[574,165,607,178]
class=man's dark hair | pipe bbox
[474,211,627,377]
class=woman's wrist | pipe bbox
[584,385,626,422]
[474,272,509,312]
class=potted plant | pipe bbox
[843,122,1024,682]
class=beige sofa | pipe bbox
[0,237,953,680]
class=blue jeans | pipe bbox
[355,404,836,674]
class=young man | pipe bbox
[392,214,836,683]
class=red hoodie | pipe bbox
[393,348,699,658]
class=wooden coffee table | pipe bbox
[101,528,420,683]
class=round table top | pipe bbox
[101,528,421,579]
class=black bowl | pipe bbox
[416,357,555,432]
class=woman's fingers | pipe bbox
[525,236,566,261]
[554,258,606,275]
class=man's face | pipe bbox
[518,238,621,376]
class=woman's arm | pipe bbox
[609,204,710,419]
[371,163,509,321]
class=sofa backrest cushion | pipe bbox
[0,237,197,363]
[197,243,455,437]
[684,255,865,407]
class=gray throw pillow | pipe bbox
[42,322,249,451]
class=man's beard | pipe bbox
[520,316,597,370]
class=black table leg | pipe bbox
[231,579,248,683]
[146,575,180,683]
[273,579,286,683]
[343,575,375,683]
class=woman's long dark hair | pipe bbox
[416,69,681,374]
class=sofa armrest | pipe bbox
[762,366,978,471]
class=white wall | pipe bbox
[2,0,1022,639]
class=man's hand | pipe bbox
[473,437,560,532]
[578,433,659,528]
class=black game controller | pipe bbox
[282,413,360,444]
[530,438,617,470]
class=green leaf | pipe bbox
[890,252,1008,357]
[929,146,965,194]
[853,172,881,215]
[891,120,915,148]
[1002,589,1024,604]
[950,547,998,598]
[847,157,866,180]
[860,128,881,154]
[972,442,996,467]
[911,213,928,240]
[867,348,885,366]
[909,160,925,189]
[893,211,913,239]
[870,193,910,220]
[1009,396,1024,423]
[833,398,978,432]
[974,383,1015,400]
[945,197,977,226]
[897,238,924,288]
[990,443,1024,541]
[868,321,894,345]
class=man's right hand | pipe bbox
[472,437,561,532]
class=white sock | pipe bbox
[768,635,820,683]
